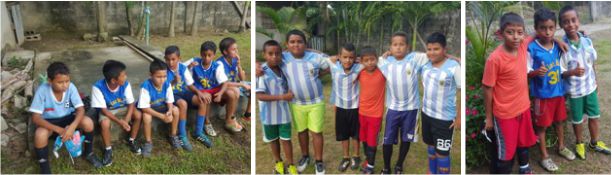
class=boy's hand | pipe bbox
[329,55,339,63]
[119,119,131,132]
[213,92,223,103]
[62,126,76,142]
[235,52,241,65]
[449,119,460,130]
[282,91,294,101]
[255,62,263,77]
[554,38,569,53]
[484,117,493,131]
[446,53,461,63]
[197,91,212,104]
[189,61,198,69]
[381,50,391,58]
[164,111,173,123]
[242,83,251,91]
[572,62,585,77]
[538,61,548,77]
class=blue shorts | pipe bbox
[383,109,418,145]
[173,91,196,107]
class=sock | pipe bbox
[396,142,411,168]
[178,119,187,137]
[36,147,51,174]
[129,137,135,142]
[437,156,450,174]
[591,140,598,145]
[315,160,323,164]
[367,146,377,166]
[428,146,437,174]
[84,131,94,156]
[105,146,112,150]
[382,144,393,170]
[495,159,513,174]
[517,147,530,168]
[244,112,251,118]
[195,115,206,136]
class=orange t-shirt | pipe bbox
[358,68,385,117]
[482,38,532,119]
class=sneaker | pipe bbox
[143,142,153,157]
[170,136,182,149]
[337,158,350,172]
[393,165,402,174]
[539,158,558,172]
[194,134,213,148]
[85,153,103,168]
[102,149,113,166]
[297,155,311,173]
[274,161,285,174]
[126,139,141,155]
[558,147,576,160]
[351,156,361,170]
[519,166,533,174]
[205,123,218,137]
[362,164,374,174]
[380,168,390,174]
[315,161,325,175]
[180,136,193,151]
[589,141,611,155]
[576,143,586,160]
[287,165,298,175]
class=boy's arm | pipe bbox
[214,64,230,102]
[141,107,166,119]
[256,92,292,101]
[483,85,494,131]
[65,84,85,141]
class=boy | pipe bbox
[482,12,538,174]
[164,45,195,151]
[559,5,610,159]
[137,60,180,157]
[420,32,460,174]
[91,60,142,166]
[256,40,298,175]
[217,37,252,123]
[328,43,362,172]
[190,41,242,136]
[30,62,103,173]
[526,8,575,172]
[356,46,385,174]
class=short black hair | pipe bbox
[149,60,168,74]
[558,5,577,26]
[102,60,126,83]
[341,43,356,53]
[391,31,409,44]
[164,45,180,57]
[47,62,70,80]
[534,8,556,28]
[263,40,281,52]
[219,37,237,56]
[286,29,307,44]
[499,12,524,30]
[426,32,447,48]
[360,46,377,58]
[200,41,217,54]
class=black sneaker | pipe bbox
[337,158,350,172]
[315,161,325,174]
[394,166,402,174]
[297,155,311,173]
[85,153,103,168]
[362,164,374,174]
[102,149,113,166]
[351,156,361,170]
[126,139,141,155]
[39,159,51,174]
[380,168,390,174]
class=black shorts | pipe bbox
[151,105,169,113]
[421,112,454,156]
[43,113,76,128]
[174,91,196,108]
[335,107,359,141]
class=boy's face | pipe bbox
[560,10,580,36]
[150,70,167,87]
[224,43,238,58]
[48,74,71,93]
[361,54,378,72]
[286,35,306,57]
[200,50,216,64]
[263,45,282,67]
[164,53,181,69]
[426,43,446,62]
[116,71,127,86]
[535,19,556,43]
[390,36,409,58]
[501,24,525,49]
[339,48,356,70]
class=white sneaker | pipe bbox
[205,123,218,137]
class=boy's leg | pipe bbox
[516,109,537,173]
[100,118,112,148]
[382,109,402,171]
[176,99,188,137]
[533,98,552,160]
[493,116,520,173]
[170,106,179,136]
[307,103,326,162]
[143,113,153,143]
[222,88,241,130]
[78,116,103,167]
[569,95,587,158]
[429,115,454,174]
[584,91,610,153]
[396,110,418,170]
[421,114,436,174]
[279,123,294,165]
[335,107,350,159]
[130,110,142,140]
[34,127,52,174]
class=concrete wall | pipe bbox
[2,1,17,52]
[19,1,250,35]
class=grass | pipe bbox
[1,31,251,174]
[255,76,461,174]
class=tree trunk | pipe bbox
[183,1,189,33]
[169,1,176,37]
[191,1,199,36]
[125,2,134,36]
[96,1,107,42]
[136,2,146,39]
[238,1,249,32]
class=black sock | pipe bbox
[35,147,51,174]
[495,159,514,174]
[84,131,94,156]
[362,142,368,157]
[383,144,393,170]
[368,146,377,166]
[396,142,411,168]
[244,112,251,118]
[315,159,323,164]
[517,147,529,167]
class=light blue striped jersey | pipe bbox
[329,61,362,109]
[280,50,330,105]
[29,82,84,119]
[256,63,292,125]
[421,59,461,121]
[378,52,429,111]
[560,33,598,98]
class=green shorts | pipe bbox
[290,102,326,133]
[569,90,601,124]
[262,123,292,142]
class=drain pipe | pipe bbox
[145,6,151,45]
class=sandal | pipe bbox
[224,119,243,133]
[540,158,559,172]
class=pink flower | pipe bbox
[471,132,477,139]
[472,109,479,116]
[473,95,480,99]
[469,86,476,91]
[466,109,472,116]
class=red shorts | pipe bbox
[494,109,537,161]
[359,114,382,147]
[200,86,222,96]
[533,96,567,127]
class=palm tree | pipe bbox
[256,5,307,42]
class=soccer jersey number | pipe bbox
[436,139,451,151]
[547,69,560,85]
